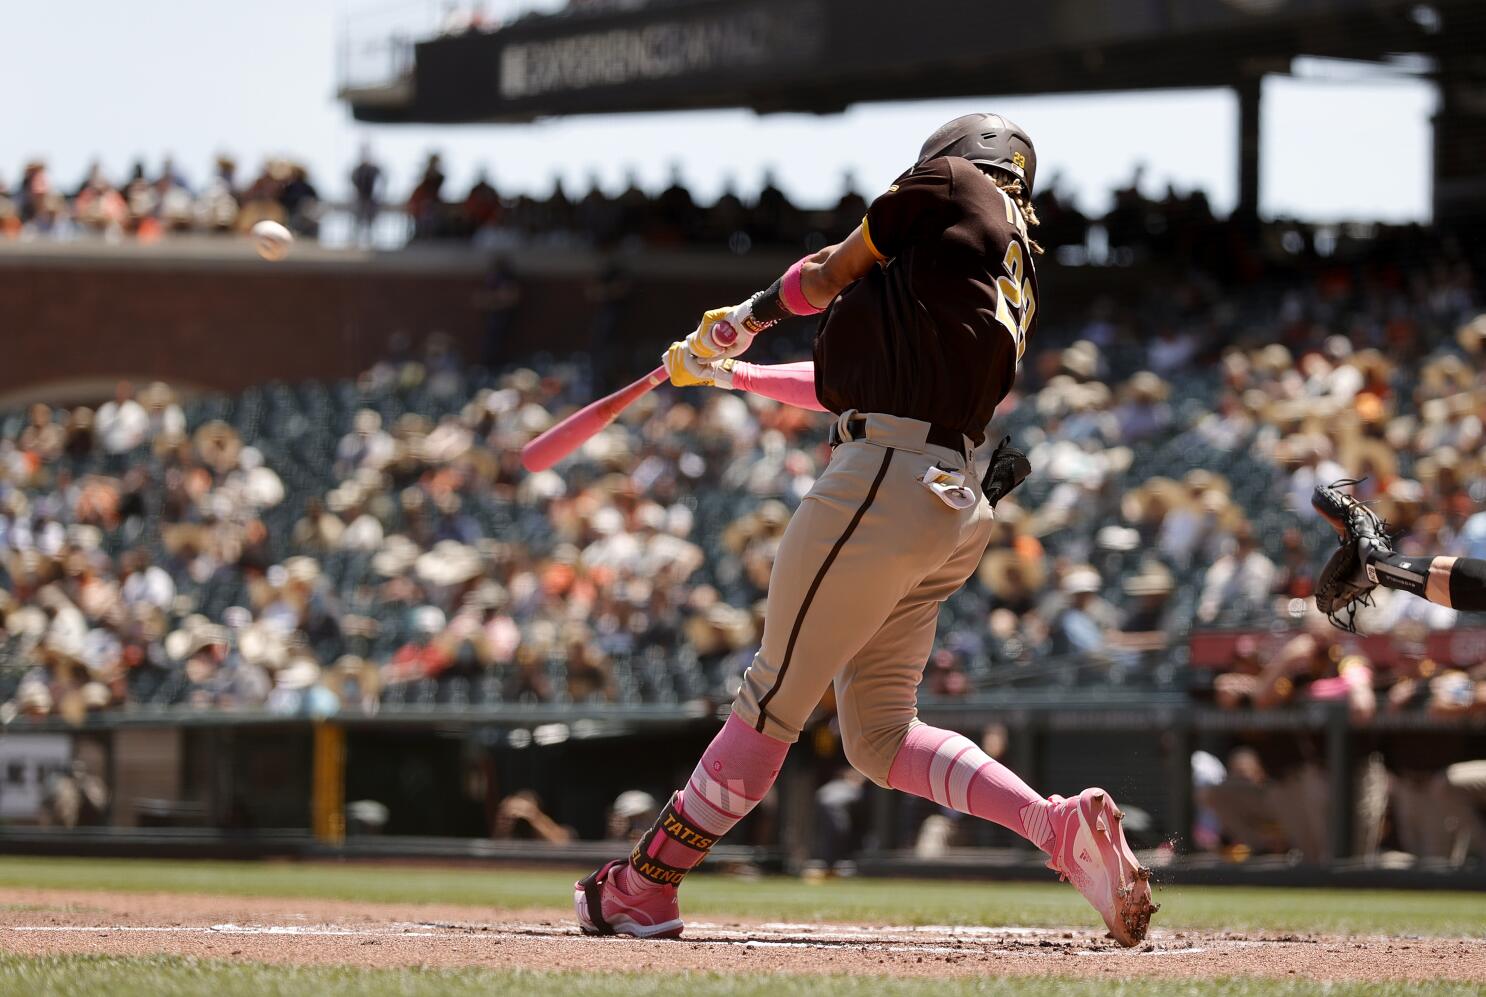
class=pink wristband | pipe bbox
[780,255,824,316]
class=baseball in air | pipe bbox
[250,220,293,261]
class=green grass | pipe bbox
[0,856,1481,937]
[0,958,1476,997]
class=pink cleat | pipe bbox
[1046,788,1159,946]
[574,860,684,939]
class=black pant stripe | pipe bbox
[755,446,896,732]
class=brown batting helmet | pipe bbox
[919,113,1037,195]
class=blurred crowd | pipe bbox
[0,156,326,244]
[1,239,1481,727]
[0,150,1436,277]
[388,154,1449,281]
[3,186,1485,865]
[0,147,876,254]
[0,352,784,721]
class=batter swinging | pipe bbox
[574,114,1159,946]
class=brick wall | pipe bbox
[0,244,1129,401]
[0,248,780,401]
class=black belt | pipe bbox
[828,415,969,457]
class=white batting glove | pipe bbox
[685,301,762,361]
[708,357,737,390]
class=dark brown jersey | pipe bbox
[812,156,1038,446]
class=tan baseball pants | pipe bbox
[731,410,994,786]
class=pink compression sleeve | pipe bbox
[730,361,828,412]
[887,723,1055,852]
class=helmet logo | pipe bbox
[1012,151,1027,170]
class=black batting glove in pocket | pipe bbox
[981,436,1031,509]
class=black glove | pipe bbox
[981,436,1031,509]
[1314,540,1377,633]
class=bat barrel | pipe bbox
[520,364,667,472]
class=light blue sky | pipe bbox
[5,0,1437,221]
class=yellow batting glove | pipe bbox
[685,303,757,360]
[662,341,715,388]
[686,308,733,360]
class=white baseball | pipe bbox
[250,220,293,261]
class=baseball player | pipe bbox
[1314,480,1486,629]
[574,114,1158,946]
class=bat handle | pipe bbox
[712,321,738,348]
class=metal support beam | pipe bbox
[1236,74,1263,221]
[779,750,815,875]
[1164,721,1193,853]
[1326,704,1353,861]
[1433,69,1486,229]
[312,723,347,845]
[871,783,897,853]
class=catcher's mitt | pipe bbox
[1312,477,1402,633]
[1312,478,1392,549]
[1314,540,1376,633]
[982,436,1031,509]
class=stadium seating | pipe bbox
[1,243,1483,721]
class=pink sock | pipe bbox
[619,713,790,893]
[887,723,1054,852]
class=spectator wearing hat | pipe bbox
[1115,561,1176,640]
[607,790,659,841]
[977,535,1047,619]
[94,382,150,456]
[1115,372,1172,442]
[1051,566,1118,668]
[267,656,338,716]
[1280,434,1346,518]
[292,498,344,553]
[1197,523,1276,625]
[1157,472,1237,571]
[19,404,66,466]
[385,606,453,686]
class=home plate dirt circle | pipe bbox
[1,888,1481,983]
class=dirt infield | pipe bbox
[0,887,1481,983]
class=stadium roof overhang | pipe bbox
[341,0,1482,125]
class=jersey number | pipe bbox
[994,240,1036,363]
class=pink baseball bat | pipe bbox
[519,323,736,473]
